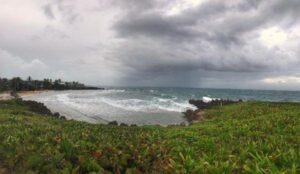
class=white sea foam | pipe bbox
[41,90,197,114]
[202,96,220,103]
[23,89,197,125]
[99,89,125,94]
[56,93,91,110]
[22,87,300,125]
[202,96,213,103]
[100,97,196,113]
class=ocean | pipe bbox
[22,87,300,125]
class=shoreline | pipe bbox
[7,89,296,125]
[0,91,14,100]
[17,89,49,97]
[0,90,50,100]
[2,90,242,124]
[17,90,189,125]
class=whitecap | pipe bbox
[100,96,196,113]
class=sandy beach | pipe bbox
[17,90,49,97]
[0,90,49,101]
[0,92,13,100]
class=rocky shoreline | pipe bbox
[2,90,243,125]
[184,98,242,123]
[0,91,67,120]
[15,98,67,120]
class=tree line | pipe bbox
[0,76,103,92]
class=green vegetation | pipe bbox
[0,76,102,92]
[0,100,299,173]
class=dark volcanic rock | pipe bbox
[16,99,66,119]
[183,109,204,123]
[184,98,242,123]
[16,99,52,115]
[189,99,241,110]
[183,109,195,123]
[108,121,118,125]
[120,123,128,126]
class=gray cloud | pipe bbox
[0,0,300,90]
[42,0,80,24]
[112,0,300,79]
[114,0,300,45]
[43,4,55,19]
[114,14,203,41]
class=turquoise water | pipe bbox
[23,87,300,125]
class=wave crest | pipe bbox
[100,97,196,113]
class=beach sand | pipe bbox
[0,90,49,101]
[18,90,49,97]
[0,92,13,100]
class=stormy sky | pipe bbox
[0,0,300,90]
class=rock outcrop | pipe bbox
[184,98,242,123]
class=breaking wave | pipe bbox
[55,92,196,113]
[100,97,196,113]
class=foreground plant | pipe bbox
[0,100,299,173]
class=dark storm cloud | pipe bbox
[114,0,300,44]
[1,0,300,90]
[114,14,206,41]
[113,1,251,40]
[112,0,300,75]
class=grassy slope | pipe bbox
[0,100,299,173]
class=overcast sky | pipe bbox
[0,0,300,90]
